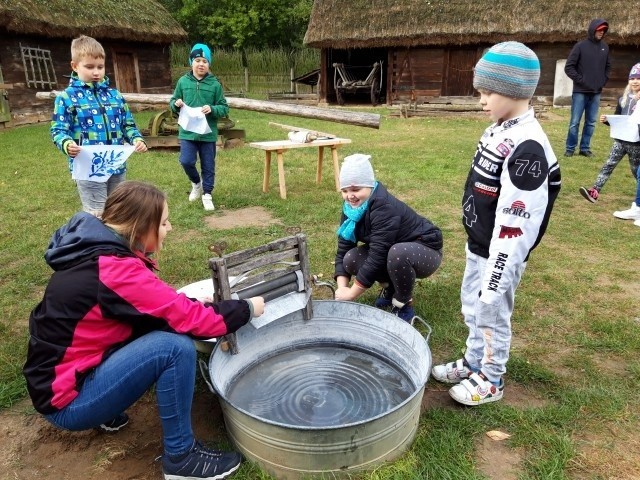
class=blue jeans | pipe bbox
[565,92,601,153]
[45,331,198,457]
[179,140,216,194]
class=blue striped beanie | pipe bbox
[473,42,540,99]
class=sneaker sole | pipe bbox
[613,213,640,220]
[163,461,241,480]
[449,388,503,406]
[579,187,597,203]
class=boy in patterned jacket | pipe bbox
[51,35,147,216]
[431,42,562,405]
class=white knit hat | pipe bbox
[339,154,375,189]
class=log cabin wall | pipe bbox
[0,31,174,126]
[321,42,639,106]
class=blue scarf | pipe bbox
[336,182,378,242]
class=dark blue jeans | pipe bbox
[565,92,601,153]
[179,139,216,194]
[45,331,198,457]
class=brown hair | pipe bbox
[101,181,166,253]
[71,35,105,62]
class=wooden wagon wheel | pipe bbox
[370,77,380,107]
[335,78,345,106]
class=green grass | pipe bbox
[1,105,639,479]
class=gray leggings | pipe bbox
[593,140,640,191]
[342,242,442,303]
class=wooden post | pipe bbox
[244,67,249,94]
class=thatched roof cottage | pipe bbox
[0,0,187,126]
[304,0,640,105]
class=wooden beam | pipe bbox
[35,91,381,129]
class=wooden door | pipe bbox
[443,49,477,96]
[112,51,140,93]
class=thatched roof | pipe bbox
[304,0,640,48]
[0,0,187,44]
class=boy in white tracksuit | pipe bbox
[432,42,562,405]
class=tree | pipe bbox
[176,0,313,51]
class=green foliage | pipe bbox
[176,0,313,50]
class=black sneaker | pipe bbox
[563,150,574,157]
[579,150,594,157]
[98,412,129,433]
[162,440,242,480]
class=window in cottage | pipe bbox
[20,44,57,89]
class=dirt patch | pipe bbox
[0,391,225,480]
[204,206,282,230]
[422,380,549,412]
[476,433,523,480]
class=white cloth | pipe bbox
[178,105,212,135]
[607,115,640,143]
[72,145,135,182]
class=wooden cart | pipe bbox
[332,61,383,106]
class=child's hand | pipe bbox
[134,140,148,153]
[335,286,355,301]
[201,105,211,115]
[174,99,184,108]
[67,142,81,157]
[249,296,265,317]
[600,114,607,123]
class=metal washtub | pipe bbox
[204,300,431,479]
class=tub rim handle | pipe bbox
[198,357,216,394]
[411,315,432,343]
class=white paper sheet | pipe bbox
[71,144,135,182]
[178,105,212,135]
[606,115,640,143]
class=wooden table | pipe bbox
[249,137,352,199]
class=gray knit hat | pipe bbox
[473,41,540,99]
[339,154,375,189]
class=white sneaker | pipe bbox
[613,202,640,220]
[188,182,203,202]
[202,193,215,211]
[432,358,475,384]
[634,218,640,227]
[449,372,504,406]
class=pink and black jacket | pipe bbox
[24,212,251,414]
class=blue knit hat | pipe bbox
[473,42,540,99]
[629,63,640,79]
[189,43,211,65]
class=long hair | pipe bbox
[101,181,166,253]
[620,83,632,109]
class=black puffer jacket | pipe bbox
[564,18,611,94]
[334,182,442,287]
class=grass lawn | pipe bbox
[0,105,639,479]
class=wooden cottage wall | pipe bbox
[0,32,174,126]
[0,34,70,124]
[388,48,446,103]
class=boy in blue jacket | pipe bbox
[51,35,147,216]
[170,44,229,211]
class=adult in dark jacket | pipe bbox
[564,18,611,157]
[23,181,264,480]
[334,154,443,322]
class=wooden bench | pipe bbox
[249,137,352,199]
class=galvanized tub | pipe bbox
[207,300,431,479]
